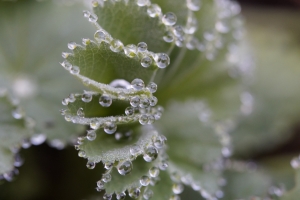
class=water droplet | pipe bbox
[102,173,111,182]
[147,115,155,124]
[78,150,86,157]
[124,44,137,58]
[187,0,201,11]
[139,114,148,125]
[130,96,140,107]
[147,4,161,18]
[139,98,150,108]
[125,107,135,116]
[83,10,90,18]
[163,31,174,43]
[155,53,170,68]
[141,56,152,68]
[82,38,90,46]
[94,29,112,43]
[172,183,184,194]
[291,157,300,169]
[61,61,72,70]
[68,42,77,50]
[149,167,159,177]
[215,21,229,33]
[87,161,96,169]
[87,130,97,141]
[222,147,232,157]
[103,193,112,200]
[30,134,46,145]
[118,160,133,175]
[62,52,69,58]
[129,187,140,198]
[215,190,224,198]
[137,42,147,52]
[90,119,101,129]
[110,39,124,52]
[153,135,166,149]
[91,0,98,7]
[97,180,105,189]
[169,194,181,200]
[149,97,158,106]
[173,25,184,38]
[130,145,142,157]
[116,192,126,200]
[143,146,158,162]
[82,93,92,102]
[99,94,112,107]
[12,107,24,119]
[137,0,149,6]
[104,162,113,169]
[140,175,150,186]
[162,12,177,26]
[146,82,157,93]
[62,98,69,106]
[77,108,85,117]
[14,154,24,167]
[104,122,117,134]
[22,138,31,149]
[109,79,131,89]
[131,78,145,90]
[88,13,98,23]
[143,188,153,199]
[70,66,80,75]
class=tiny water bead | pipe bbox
[83,10,90,18]
[129,187,140,199]
[125,107,135,116]
[86,161,96,169]
[153,135,167,149]
[68,42,77,50]
[103,193,113,200]
[30,134,46,145]
[139,114,148,125]
[77,108,85,117]
[149,97,158,106]
[137,0,149,7]
[118,160,133,175]
[99,94,112,107]
[70,66,80,75]
[137,42,147,52]
[155,53,170,68]
[149,167,159,177]
[82,38,90,46]
[131,78,145,90]
[104,121,117,134]
[124,44,137,58]
[110,39,124,52]
[97,180,105,189]
[172,183,184,194]
[162,12,177,26]
[163,31,174,43]
[130,96,140,107]
[116,192,126,200]
[169,194,181,200]
[62,52,69,58]
[291,157,300,169]
[90,119,101,129]
[147,4,161,18]
[146,82,157,93]
[12,107,24,119]
[130,145,142,156]
[82,93,92,102]
[143,146,158,162]
[78,150,86,158]
[147,115,155,124]
[140,175,150,186]
[141,56,152,68]
[61,61,72,70]
[87,130,97,141]
[104,162,113,170]
[173,25,184,38]
[139,98,150,108]
[143,188,153,200]
[187,0,201,11]
[61,98,68,106]
[88,13,98,23]
[102,173,112,182]
[94,29,112,43]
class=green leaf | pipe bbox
[92,0,172,52]
[0,90,33,175]
[0,0,94,144]
[280,169,300,200]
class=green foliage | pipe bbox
[0,0,300,200]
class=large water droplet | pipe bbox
[141,56,152,68]
[129,187,140,199]
[118,160,133,175]
[110,39,124,52]
[124,44,137,58]
[109,79,131,89]
[131,78,145,90]
[149,167,159,177]
[102,173,112,182]
[130,96,140,107]
[187,0,201,11]
[146,82,157,93]
[140,175,150,186]
[104,122,117,134]
[86,161,96,169]
[99,94,112,107]
[137,42,147,52]
[147,4,161,18]
[155,53,170,68]
[172,183,184,194]
[87,130,97,141]
[82,92,92,102]
[162,12,177,26]
[143,146,158,162]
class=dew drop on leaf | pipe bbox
[130,145,142,156]
[117,160,133,175]
[187,0,201,11]
[125,107,135,116]
[116,192,126,200]
[143,146,158,162]
[110,39,124,52]
[140,175,150,186]
[109,79,131,89]
[102,173,112,182]
[147,4,161,18]
[141,56,152,68]
[137,42,147,52]
[162,12,177,26]
[129,187,140,199]
[104,121,117,134]
[124,44,137,58]
[139,114,148,125]
[103,193,113,200]
[82,92,92,102]
[155,53,170,68]
[149,166,159,177]
[87,130,97,141]
[70,66,80,75]
[130,96,140,107]
[99,94,112,107]
[147,82,157,93]
[131,78,145,90]
[143,188,153,199]
[172,183,184,194]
